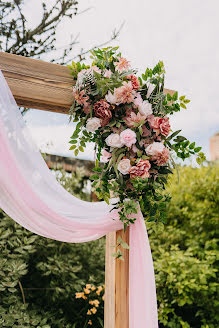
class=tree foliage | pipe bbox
[0,164,218,327]
[0,0,121,64]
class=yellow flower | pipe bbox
[88,320,92,325]
[75,292,85,299]
[87,309,92,315]
[96,285,103,295]
[98,286,103,292]
[84,288,91,294]
[91,285,96,291]
[86,284,92,289]
[93,300,100,307]
[102,295,105,301]
[89,299,100,307]
[91,307,97,314]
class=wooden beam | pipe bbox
[0,52,175,114]
[0,52,73,113]
[105,228,129,328]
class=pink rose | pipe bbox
[160,117,171,136]
[101,149,112,163]
[149,116,171,136]
[127,74,140,90]
[129,160,151,179]
[120,129,137,147]
[94,99,112,126]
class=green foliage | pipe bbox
[148,164,219,327]
[0,169,105,327]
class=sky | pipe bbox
[23,0,219,160]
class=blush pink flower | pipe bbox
[83,104,91,114]
[133,93,143,107]
[114,82,136,104]
[101,149,112,163]
[115,57,130,72]
[94,99,112,126]
[142,125,151,137]
[154,148,170,166]
[104,69,112,78]
[124,111,146,128]
[73,87,89,107]
[149,116,171,136]
[146,142,170,166]
[127,74,140,90]
[120,129,137,147]
[129,160,151,179]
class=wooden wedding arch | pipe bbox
[0,52,174,328]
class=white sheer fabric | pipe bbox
[0,70,158,327]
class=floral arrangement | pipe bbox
[67,47,205,229]
[75,284,105,326]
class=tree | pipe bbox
[0,0,121,64]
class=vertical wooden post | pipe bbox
[105,228,129,328]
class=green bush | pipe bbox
[148,164,219,327]
[0,164,218,327]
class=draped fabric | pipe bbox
[0,70,158,327]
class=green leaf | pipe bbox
[74,149,79,156]
[90,174,99,180]
[180,103,187,109]
[172,91,178,101]
[69,145,76,150]
[167,93,172,101]
[79,146,84,152]
[194,147,202,152]
[69,140,77,144]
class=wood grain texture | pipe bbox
[105,229,129,328]
[104,232,116,328]
[0,52,174,114]
[0,52,74,113]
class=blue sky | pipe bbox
[24,0,219,160]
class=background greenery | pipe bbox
[0,164,218,327]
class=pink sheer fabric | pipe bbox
[0,70,158,327]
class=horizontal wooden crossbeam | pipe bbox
[0,52,73,113]
[0,52,175,114]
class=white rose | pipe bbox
[118,159,131,175]
[138,100,153,117]
[105,133,124,148]
[105,91,117,104]
[146,142,165,156]
[86,117,101,132]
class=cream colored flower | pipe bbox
[118,159,131,175]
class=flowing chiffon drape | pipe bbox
[0,70,158,327]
